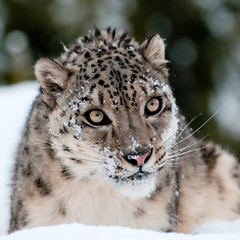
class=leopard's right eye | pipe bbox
[84,109,111,126]
[145,97,163,116]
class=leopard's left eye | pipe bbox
[145,97,162,116]
[89,110,104,123]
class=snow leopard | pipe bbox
[9,27,240,234]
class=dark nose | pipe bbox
[124,149,152,167]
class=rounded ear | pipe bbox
[140,34,168,69]
[35,58,69,108]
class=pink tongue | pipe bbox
[135,152,150,166]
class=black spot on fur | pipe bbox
[174,166,180,220]
[130,74,136,83]
[140,76,147,81]
[61,165,73,179]
[9,198,28,233]
[216,178,224,196]
[23,146,29,155]
[125,93,131,100]
[97,60,103,66]
[90,84,96,92]
[164,106,172,112]
[58,202,67,216]
[107,26,111,33]
[45,141,57,160]
[201,145,220,173]
[119,96,123,105]
[92,73,100,79]
[84,73,89,80]
[134,207,145,217]
[82,35,90,43]
[62,145,70,152]
[60,126,69,134]
[16,200,23,213]
[129,53,136,58]
[34,177,51,195]
[67,71,73,78]
[70,157,82,164]
[107,90,113,98]
[22,163,33,177]
[125,38,132,44]
[167,201,177,227]
[118,31,128,47]
[81,97,90,102]
[98,91,104,104]
[60,110,66,117]
[44,80,63,93]
[94,27,101,37]
[84,52,91,59]
[98,80,105,86]
[112,28,116,39]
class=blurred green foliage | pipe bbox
[0,0,240,157]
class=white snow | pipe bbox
[115,172,158,200]
[1,81,240,239]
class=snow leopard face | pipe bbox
[35,28,179,199]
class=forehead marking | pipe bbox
[98,91,104,105]
[92,73,100,79]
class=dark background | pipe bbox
[1,0,240,158]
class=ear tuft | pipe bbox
[35,58,69,108]
[140,34,167,69]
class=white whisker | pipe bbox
[163,113,203,147]
[171,106,223,149]
[170,135,209,155]
[169,144,208,159]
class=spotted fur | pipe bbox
[9,27,240,234]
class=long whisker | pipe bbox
[170,135,209,155]
[168,144,208,159]
[164,155,197,163]
[32,138,103,162]
[75,151,103,161]
[69,157,102,164]
[171,106,223,149]
[163,112,203,147]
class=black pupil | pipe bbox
[84,110,111,126]
[145,97,162,116]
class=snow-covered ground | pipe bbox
[1,81,240,240]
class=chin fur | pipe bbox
[115,173,158,200]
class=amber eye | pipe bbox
[145,97,162,116]
[89,110,104,123]
[84,110,111,126]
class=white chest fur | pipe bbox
[25,175,171,231]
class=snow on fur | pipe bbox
[1,82,240,239]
